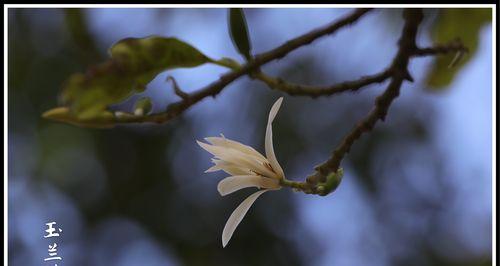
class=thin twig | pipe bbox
[166,76,190,100]
[251,69,392,97]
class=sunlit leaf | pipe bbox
[59,36,212,119]
[425,8,491,90]
[228,8,252,60]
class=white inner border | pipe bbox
[3,4,496,266]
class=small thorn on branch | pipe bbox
[403,69,414,82]
[166,76,190,100]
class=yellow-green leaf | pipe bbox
[59,36,212,119]
[426,8,491,90]
[228,8,252,60]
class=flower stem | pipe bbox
[279,178,314,194]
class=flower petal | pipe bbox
[197,140,222,157]
[267,97,283,124]
[211,160,252,176]
[205,136,267,162]
[197,140,278,179]
[204,165,221,173]
[222,189,269,247]
[217,175,280,196]
[265,97,285,178]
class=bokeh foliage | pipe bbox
[425,8,492,90]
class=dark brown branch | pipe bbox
[107,8,373,125]
[250,39,466,98]
[304,9,424,188]
[247,34,465,101]
[251,69,392,98]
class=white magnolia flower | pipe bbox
[197,97,285,247]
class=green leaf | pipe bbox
[42,107,115,128]
[228,8,252,60]
[59,36,212,119]
[426,8,491,90]
[133,97,153,116]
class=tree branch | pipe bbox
[249,38,467,99]
[99,8,374,125]
[299,9,424,191]
[250,69,392,97]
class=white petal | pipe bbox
[205,136,267,162]
[204,165,221,173]
[217,175,280,196]
[212,160,252,176]
[267,97,283,125]
[265,98,285,178]
[197,140,222,157]
[197,140,278,179]
[222,189,269,247]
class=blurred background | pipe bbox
[7,7,493,266]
